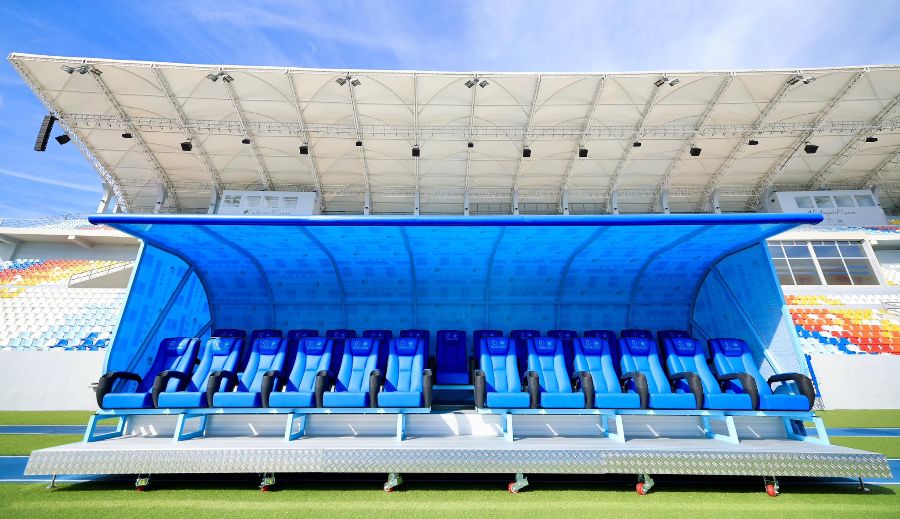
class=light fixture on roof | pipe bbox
[479,80,489,88]
[689,146,701,157]
[121,132,132,139]
[299,144,309,155]
[632,141,642,147]
[180,141,192,152]
[465,79,476,88]
[654,76,678,87]
[206,72,221,82]
[61,65,75,74]
[90,67,102,76]
[786,74,802,86]
[578,147,588,158]
[804,143,819,154]
[865,136,878,143]
[335,76,347,86]
[241,138,251,144]
[221,74,234,83]
[522,146,532,158]
[350,78,361,87]
[467,142,474,148]
[206,71,233,83]
[748,139,759,145]
[55,134,70,145]
[355,140,363,147]
[802,76,816,84]
[61,64,91,75]
[412,145,420,157]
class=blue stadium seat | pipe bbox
[621,329,653,340]
[284,329,319,375]
[546,329,578,375]
[325,329,357,378]
[584,330,619,364]
[509,329,540,376]
[238,329,282,372]
[657,329,693,360]
[364,329,393,380]
[663,337,752,410]
[573,337,640,409]
[474,337,532,409]
[619,337,697,409]
[399,329,430,366]
[155,336,243,408]
[323,338,379,408]
[97,337,200,409]
[709,338,814,411]
[212,328,246,339]
[211,336,285,408]
[263,337,332,408]
[377,337,433,408]
[473,329,503,361]
[435,330,469,384]
[527,337,585,408]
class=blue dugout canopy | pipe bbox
[91,213,822,377]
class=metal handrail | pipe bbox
[68,261,134,286]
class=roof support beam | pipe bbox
[746,70,867,208]
[346,73,371,194]
[152,67,222,195]
[650,74,733,212]
[220,73,273,189]
[560,76,605,202]
[412,72,421,202]
[605,82,661,210]
[862,146,900,190]
[698,73,801,211]
[285,71,323,209]
[512,75,542,191]
[88,67,181,211]
[67,235,93,249]
[807,91,900,190]
[463,75,479,194]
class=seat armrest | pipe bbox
[575,371,595,409]
[96,371,142,408]
[525,371,540,409]
[423,368,434,408]
[667,372,704,409]
[260,370,288,408]
[767,373,815,410]
[151,370,192,408]
[619,371,649,409]
[314,370,329,408]
[368,369,381,408]
[717,373,759,410]
[473,370,486,408]
[206,370,239,408]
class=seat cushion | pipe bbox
[540,392,585,409]
[102,392,152,409]
[378,391,423,408]
[759,393,810,411]
[436,372,469,385]
[213,392,262,408]
[267,391,315,408]
[648,392,697,409]
[486,392,530,409]
[704,392,752,410]
[594,392,641,409]
[156,391,207,408]
[323,391,369,408]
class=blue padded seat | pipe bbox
[156,337,243,408]
[238,329,282,372]
[509,329,540,376]
[436,330,469,384]
[283,329,318,375]
[473,329,503,361]
[547,329,578,375]
[657,330,692,361]
[98,337,200,409]
[323,338,379,408]
[584,330,619,365]
[377,337,432,408]
[664,337,751,410]
[527,337,585,409]
[710,338,814,411]
[573,337,640,409]
[619,337,697,409]
[265,337,332,408]
[364,329,393,380]
[621,329,653,340]
[325,329,357,378]
[212,336,285,408]
[399,329,431,367]
[474,337,531,409]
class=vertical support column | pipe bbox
[208,189,220,215]
[659,189,670,214]
[364,189,371,216]
[96,182,113,213]
[609,190,619,214]
[153,183,167,214]
[463,190,470,216]
[561,190,570,215]
[414,189,420,216]
[512,190,520,215]
[709,189,721,214]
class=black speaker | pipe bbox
[299,145,309,155]
[632,141,642,147]
[689,147,701,157]
[55,134,70,145]
[522,147,531,158]
[412,146,420,157]
[804,144,819,154]
[34,115,56,151]
[180,141,193,152]
[467,142,474,148]
[578,147,588,158]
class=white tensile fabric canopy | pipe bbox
[9,53,900,215]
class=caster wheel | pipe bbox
[384,485,394,493]
[765,484,778,497]
[508,482,519,494]
[260,485,270,492]
[636,482,647,495]
[136,485,147,492]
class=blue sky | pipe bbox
[0,0,898,218]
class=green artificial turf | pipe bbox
[0,480,898,519]
[0,435,83,456]
[829,437,900,458]
[0,411,94,426]
[816,410,900,429]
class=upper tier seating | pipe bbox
[526,337,585,409]
[790,306,900,354]
[155,336,243,408]
[284,329,319,375]
[323,338,378,408]
[211,336,285,408]
[619,337,696,409]
[546,329,578,375]
[663,337,752,410]
[376,337,432,408]
[474,337,532,409]
[263,337,332,409]
[509,329,540,376]
[0,259,130,287]
[325,329,357,378]
[435,330,469,384]
[97,337,200,409]
[710,338,814,411]
[573,337,640,409]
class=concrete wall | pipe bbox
[811,354,900,409]
[0,351,102,410]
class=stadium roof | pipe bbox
[9,53,900,215]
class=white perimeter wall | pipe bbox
[0,351,102,410]
[811,355,900,409]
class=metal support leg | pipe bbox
[396,413,407,441]
[83,414,126,443]
[260,472,275,492]
[857,477,870,493]
[135,474,150,492]
[702,414,739,444]
[501,413,514,442]
[603,413,625,443]
[173,414,208,442]
[47,474,57,489]
[508,473,529,493]
[285,413,307,441]
[782,416,828,445]
[384,472,403,492]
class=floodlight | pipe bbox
[668,78,680,86]
[335,77,348,86]
[786,74,803,86]
[479,80,489,88]
[465,79,476,88]
[76,65,91,75]
[180,141,192,152]
[89,67,102,76]
[222,74,234,83]
[802,76,816,84]
[350,78,361,87]
[206,73,220,82]
[61,65,76,74]
[55,134,70,145]
[654,78,666,87]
